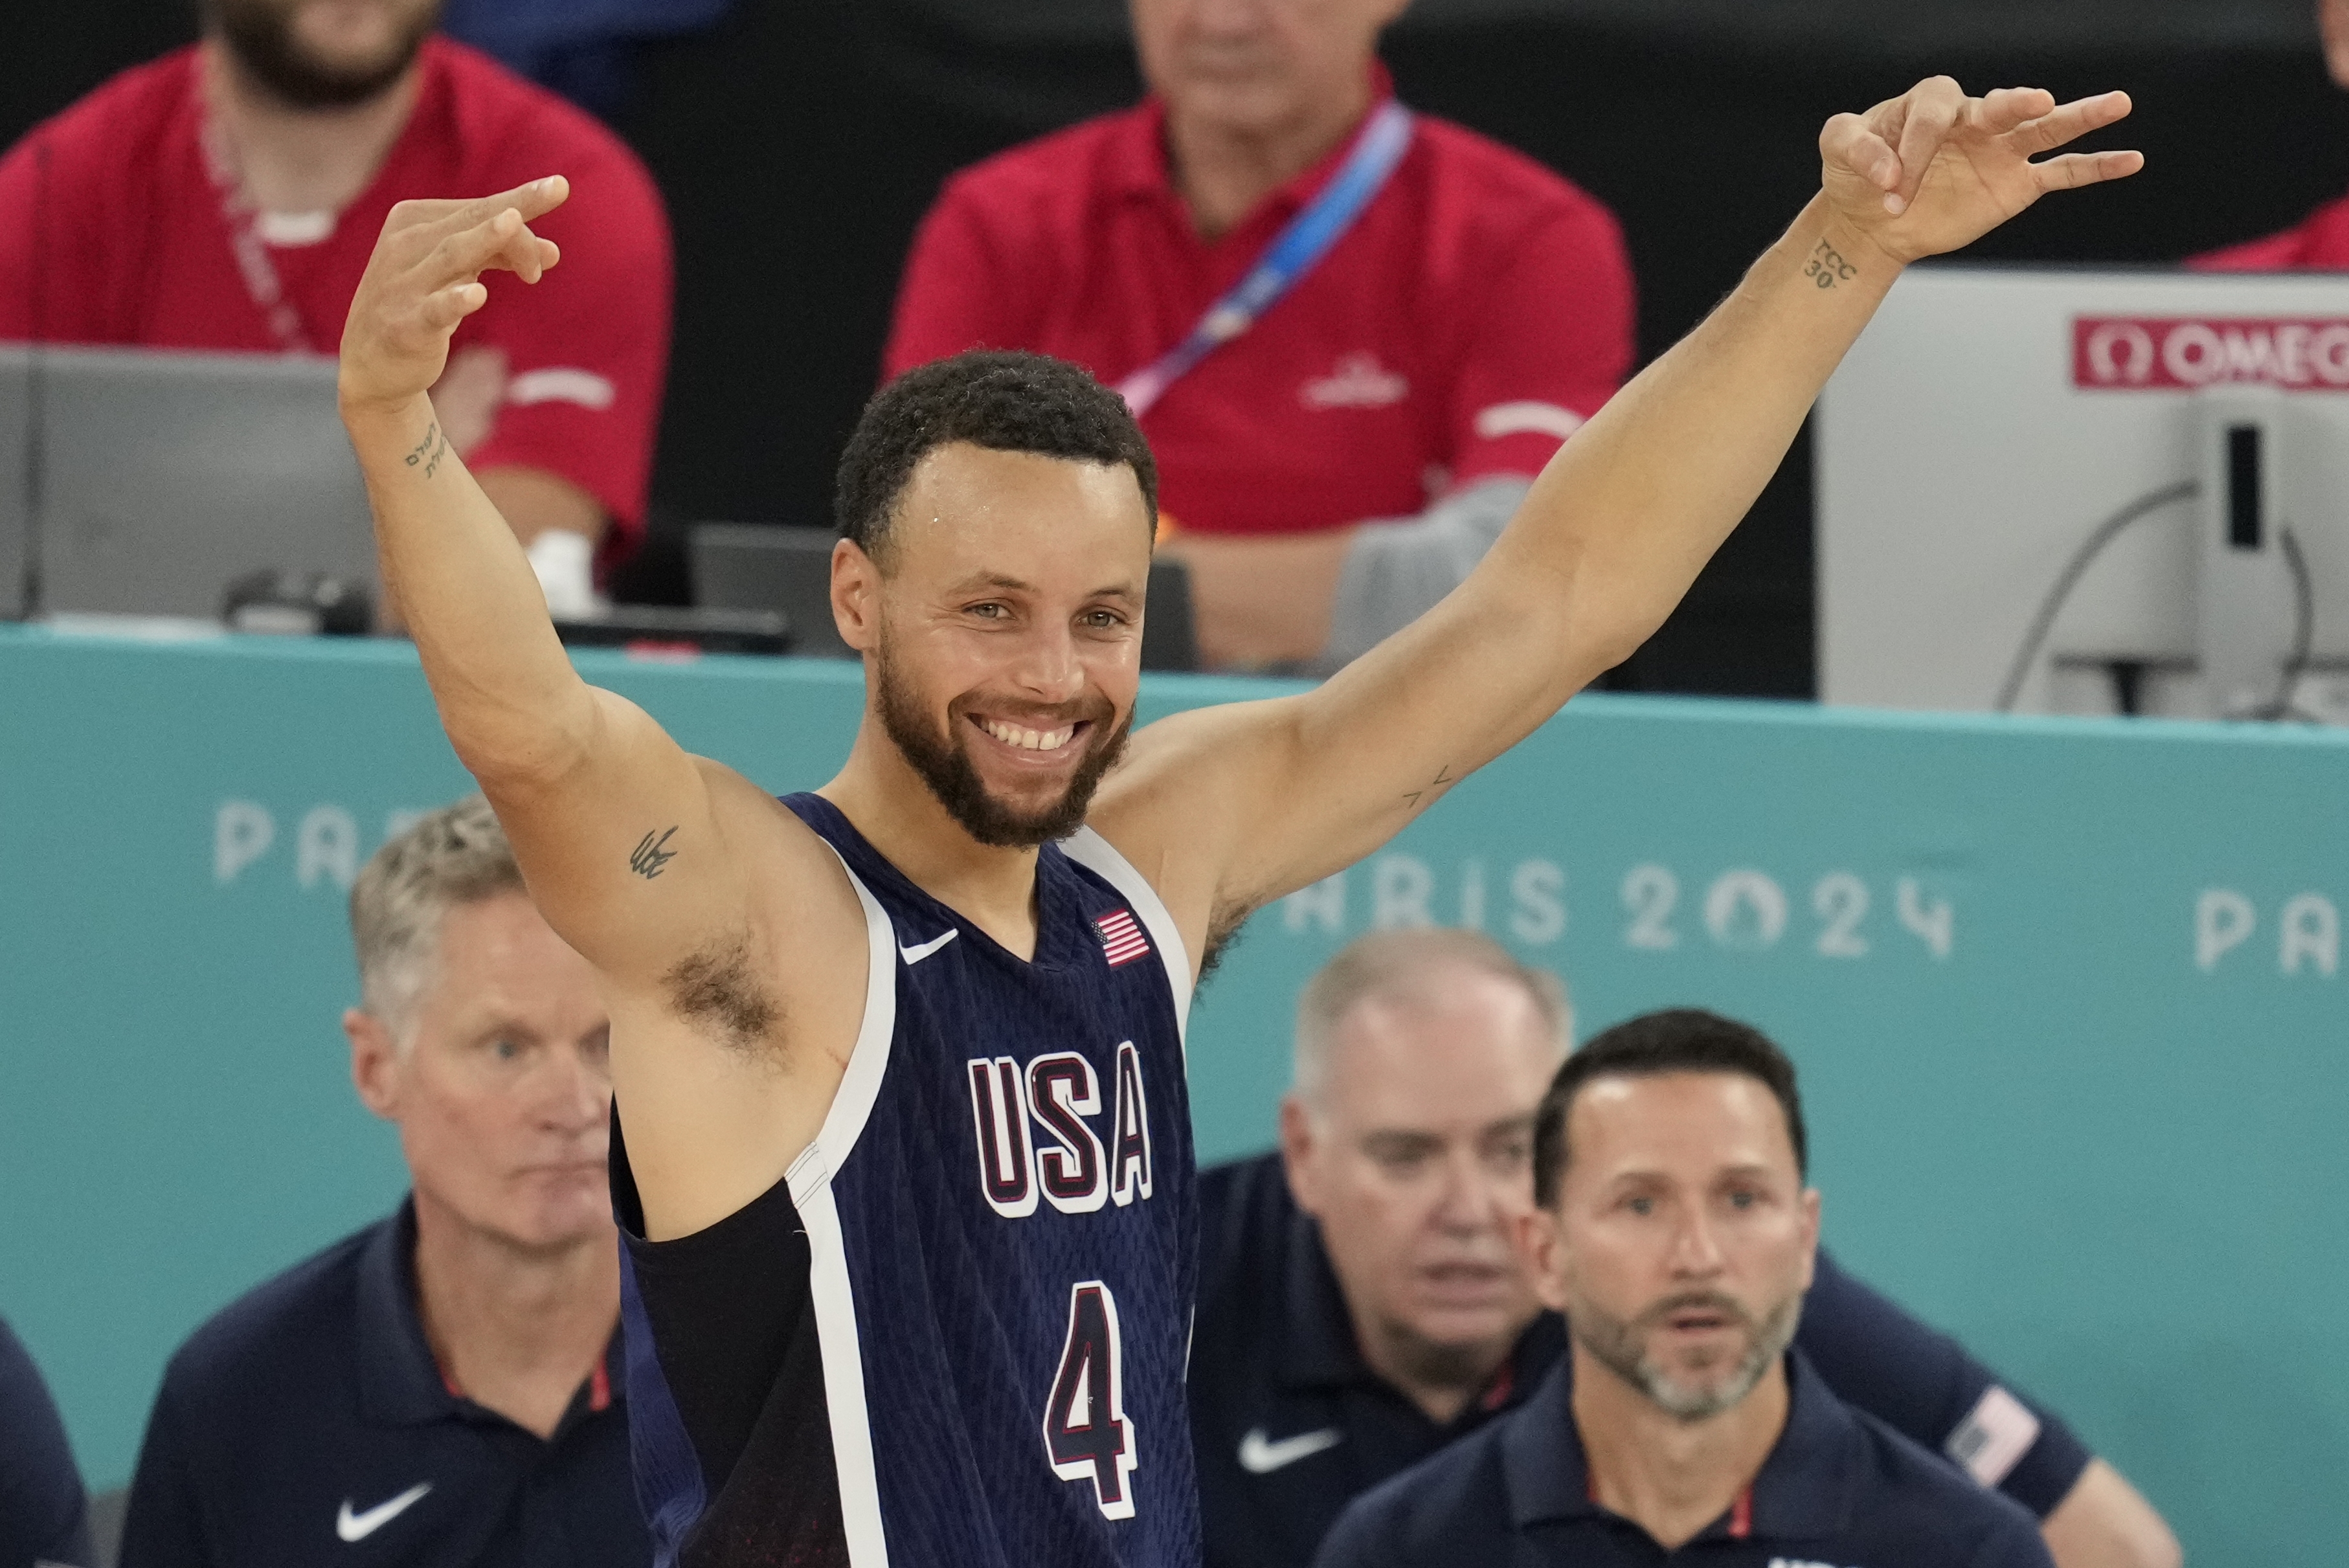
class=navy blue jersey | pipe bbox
[622,794,1200,1568]
[1313,1352,2053,1568]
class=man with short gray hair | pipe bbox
[1190,932,2177,1568]
[120,796,647,1568]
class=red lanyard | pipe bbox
[198,111,318,354]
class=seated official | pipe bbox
[1193,932,2177,1568]
[1315,1009,2058,1568]
[119,798,647,1568]
[2197,0,2349,267]
[884,0,1632,672]
[0,1316,91,1568]
[0,0,671,610]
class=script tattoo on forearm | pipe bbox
[630,827,679,879]
[1401,763,1455,812]
[401,420,450,478]
[1804,239,1858,290]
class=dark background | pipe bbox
[14,1,2349,694]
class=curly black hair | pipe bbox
[835,350,1159,566]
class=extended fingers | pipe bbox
[2031,148,2146,193]
[426,208,559,289]
[2003,89,2134,157]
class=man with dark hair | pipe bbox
[333,76,2137,1567]
[1195,944,2176,1568]
[1315,1009,2054,1568]
[0,0,671,605]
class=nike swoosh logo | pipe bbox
[900,929,960,965]
[1238,1426,1343,1474]
[336,1483,432,1542]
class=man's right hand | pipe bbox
[338,177,568,414]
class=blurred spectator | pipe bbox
[2196,0,2349,267]
[884,0,1632,672]
[118,798,646,1568]
[0,0,672,607]
[1192,932,2179,1568]
[0,1316,92,1568]
[440,0,736,118]
[1314,1009,2055,1568]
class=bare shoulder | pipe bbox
[1083,693,1310,969]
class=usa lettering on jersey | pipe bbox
[966,1042,1154,1218]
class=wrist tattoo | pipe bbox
[1804,239,1858,290]
[630,827,679,879]
[402,420,450,478]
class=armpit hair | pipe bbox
[664,932,781,1056]
[1198,901,1253,987]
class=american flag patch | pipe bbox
[1093,909,1151,967]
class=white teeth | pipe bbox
[980,719,1075,752]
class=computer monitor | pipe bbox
[0,345,376,622]
[691,522,1203,672]
[1815,266,2349,719]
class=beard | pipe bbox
[873,640,1131,849]
[209,0,442,110]
[1570,1286,1803,1424]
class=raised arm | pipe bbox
[335,181,813,1006]
[1101,80,2142,929]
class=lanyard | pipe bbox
[1117,98,1414,418]
[199,112,319,354]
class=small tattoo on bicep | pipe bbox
[1804,240,1857,290]
[1401,763,1455,812]
[629,827,679,879]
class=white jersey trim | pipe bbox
[787,850,898,1567]
[1062,826,1194,1055]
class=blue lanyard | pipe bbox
[1118,100,1415,418]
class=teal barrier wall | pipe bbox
[3,626,2343,1560]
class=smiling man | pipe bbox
[335,73,2138,1568]
[1313,1011,2054,1568]
[118,798,646,1568]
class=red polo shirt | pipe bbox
[0,38,671,556]
[2193,193,2349,271]
[883,71,1634,537]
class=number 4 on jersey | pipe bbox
[1044,1281,1139,1519]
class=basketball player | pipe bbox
[335,78,2140,1567]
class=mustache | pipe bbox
[950,693,1114,728]
[1635,1292,1757,1330]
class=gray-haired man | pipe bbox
[120,797,648,1568]
[1189,929,2177,1568]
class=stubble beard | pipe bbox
[1570,1287,1803,1424]
[209,0,443,111]
[873,640,1130,849]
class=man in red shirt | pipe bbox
[883,0,1634,671]
[2197,0,2349,269]
[0,0,671,602]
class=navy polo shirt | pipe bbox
[0,1316,92,1568]
[119,1201,647,1568]
[1191,1154,2088,1568]
[1312,1351,2056,1568]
